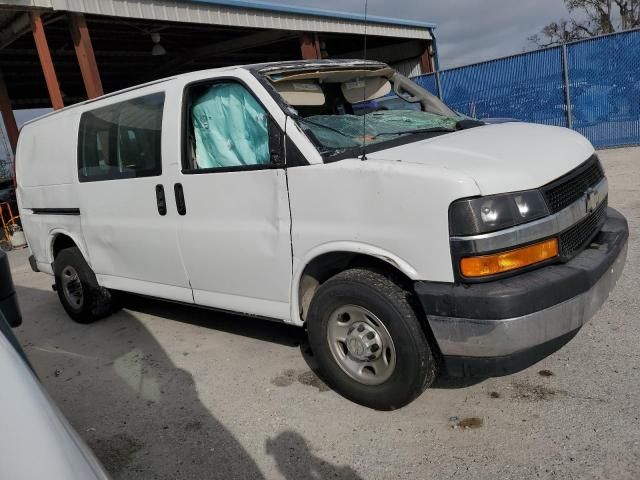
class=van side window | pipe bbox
[78,93,164,182]
[184,82,270,171]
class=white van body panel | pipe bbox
[17,110,89,273]
[75,82,192,302]
[174,167,292,320]
[368,122,595,195]
[17,110,78,188]
[286,157,480,304]
[166,70,295,319]
[285,159,479,325]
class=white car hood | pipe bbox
[0,332,110,480]
[367,122,595,195]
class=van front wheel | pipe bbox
[307,268,438,410]
[53,247,117,323]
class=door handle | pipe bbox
[174,183,186,216]
[155,184,167,216]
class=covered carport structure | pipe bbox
[0,0,437,156]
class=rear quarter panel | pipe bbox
[16,111,85,272]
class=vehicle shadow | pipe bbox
[117,292,306,348]
[118,293,486,394]
[266,431,364,480]
[13,285,266,480]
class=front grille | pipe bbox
[558,197,608,260]
[542,155,605,214]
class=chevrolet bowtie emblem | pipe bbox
[585,187,601,214]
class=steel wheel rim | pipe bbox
[61,266,84,309]
[327,305,397,386]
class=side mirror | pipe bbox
[0,250,21,328]
[268,118,285,168]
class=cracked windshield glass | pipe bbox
[265,66,461,156]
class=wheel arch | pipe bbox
[48,230,89,265]
[291,242,421,327]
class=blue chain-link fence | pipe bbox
[413,29,640,149]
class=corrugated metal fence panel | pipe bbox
[440,48,567,127]
[413,73,437,95]
[567,30,640,148]
[412,29,640,149]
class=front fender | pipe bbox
[289,241,420,326]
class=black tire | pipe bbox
[307,268,438,410]
[53,247,118,324]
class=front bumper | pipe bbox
[415,207,628,377]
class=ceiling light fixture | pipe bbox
[151,32,166,56]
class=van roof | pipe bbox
[21,59,385,127]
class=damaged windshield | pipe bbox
[261,64,462,158]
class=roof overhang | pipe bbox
[0,1,434,109]
[15,0,432,39]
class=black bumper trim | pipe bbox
[415,208,628,321]
[30,208,80,216]
[442,328,580,378]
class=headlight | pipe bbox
[449,190,549,236]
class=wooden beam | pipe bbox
[68,13,104,99]
[30,12,64,110]
[299,32,321,60]
[0,71,19,154]
[419,42,434,74]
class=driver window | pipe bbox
[186,82,270,171]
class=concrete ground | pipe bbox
[7,147,640,480]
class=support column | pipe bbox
[419,42,435,74]
[0,71,18,154]
[30,12,64,110]
[68,13,103,99]
[299,32,321,60]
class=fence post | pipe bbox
[561,43,573,130]
[435,70,443,100]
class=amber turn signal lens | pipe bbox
[460,238,559,278]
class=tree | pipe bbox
[529,0,640,47]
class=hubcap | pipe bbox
[61,265,84,309]
[327,305,396,385]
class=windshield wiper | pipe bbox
[373,127,456,138]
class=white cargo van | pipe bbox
[16,60,628,410]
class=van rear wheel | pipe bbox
[53,247,118,323]
[307,268,438,410]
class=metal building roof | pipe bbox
[10,0,432,39]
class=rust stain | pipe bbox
[456,417,483,429]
